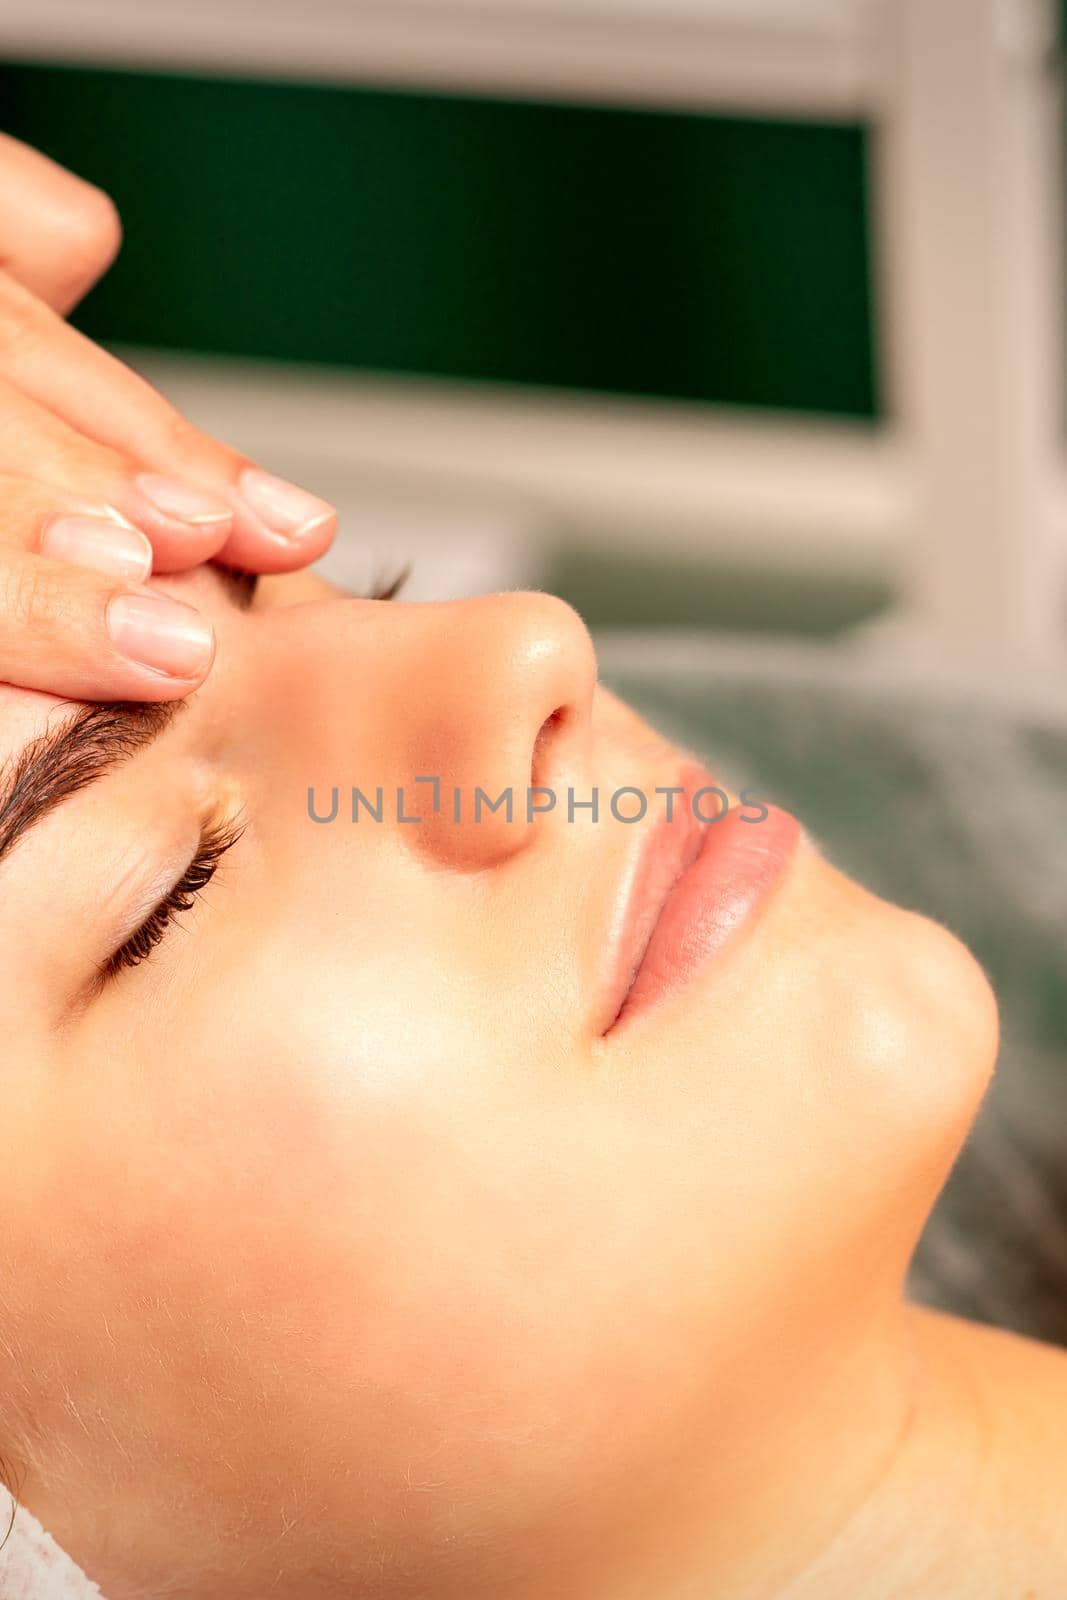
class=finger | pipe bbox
[0,474,216,700]
[0,472,150,585]
[0,471,152,585]
[0,269,337,571]
[0,134,121,314]
[0,543,214,702]
[0,380,238,571]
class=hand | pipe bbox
[0,133,337,701]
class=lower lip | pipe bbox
[606,772,799,1033]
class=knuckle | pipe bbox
[46,183,123,302]
[61,182,122,269]
[48,426,134,492]
[90,366,242,482]
[0,483,52,549]
[150,402,244,480]
[0,274,48,356]
[154,402,234,471]
[153,404,201,457]
[1,558,52,631]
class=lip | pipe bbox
[599,764,799,1034]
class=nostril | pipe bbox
[532,706,567,790]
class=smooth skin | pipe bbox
[1,566,1066,1600]
[0,133,336,699]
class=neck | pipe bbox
[569,1302,1067,1600]
[764,1305,1067,1600]
[10,1305,1067,1600]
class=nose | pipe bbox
[276,589,598,869]
[397,591,598,867]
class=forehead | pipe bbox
[0,683,73,762]
[0,567,323,768]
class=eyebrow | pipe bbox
[0,565,255,872]
[218,567,259,610]
[0,700,181,870]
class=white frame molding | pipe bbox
[0,1,887,116]
[127,352,906,586]
[873,0,1067,656]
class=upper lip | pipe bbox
[596,762,709,1034]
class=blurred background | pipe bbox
[2,0,1067,1341]
[2,0,1065,661]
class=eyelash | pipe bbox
[101,817,244,979]
[359,567,409,602]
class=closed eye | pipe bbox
[366,566,409,602]
[214,562,408,611]
[100,815,244,980]
[331,567,411,603]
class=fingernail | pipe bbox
[107,592,215,678]
[238,467,335,542]
[41,515,153,584]
[135,474,234,528]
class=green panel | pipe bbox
[0,61,878,416]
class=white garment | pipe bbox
[0,1498,104,1600]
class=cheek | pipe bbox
[40,1035,653,1561]
[0,838,1000,1571]
[4,1028,514,1529]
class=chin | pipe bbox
[813,856,1001,1234]
[878,894,999,1127]
[659,841,998,1226]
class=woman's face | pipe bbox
[0,571,997,1598]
